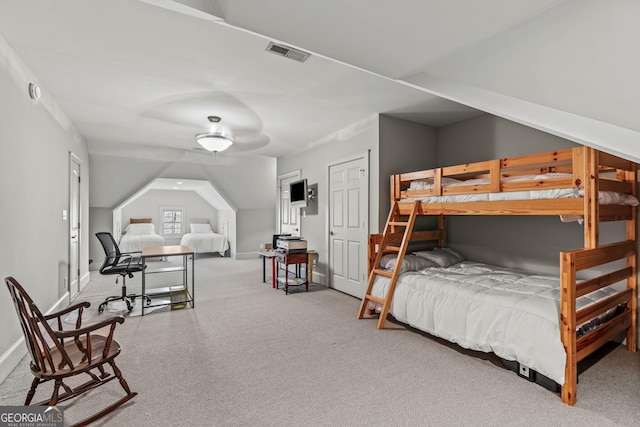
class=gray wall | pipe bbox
[379,115,438,229]
[89,207,113,271]
[276,115,438,285]
[437,115,629,275]
[0,44,90,382]
[277,116,381,285]
[235,209,277,259]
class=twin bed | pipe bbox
[118,221,167,253]
[360,146,638,405]
[180,223,229,256]
[118,219,228,256]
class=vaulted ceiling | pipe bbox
[1,0,638,200]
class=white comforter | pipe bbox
[118,234,167,253]
[370,261,617,385]
[180,232,229,255]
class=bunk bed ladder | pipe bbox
[358,200,419,329]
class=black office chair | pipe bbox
[96,232,150,313]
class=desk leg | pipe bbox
[191,253,195,308]
[262,255,266,282]
[271,257,276,289]
[141,256,146,316]
[308,253,313,283]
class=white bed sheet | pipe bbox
[370,261,618,385]
[180,232,229,255]
[406,174,639,206]
[118,234,167,253]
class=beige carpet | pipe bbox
[1,257,639,426]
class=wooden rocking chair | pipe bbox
[5,276,137,426]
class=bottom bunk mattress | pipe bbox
[369,259,618,385]
[180,232,229,255]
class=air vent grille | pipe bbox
[266,42,310,63]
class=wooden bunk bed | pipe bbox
[358,146,638,405]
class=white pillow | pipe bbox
[409,177,462,190]
[379,254,438,273]
[190,223,212,234]
[409,179,433,190]
[124,223,155,235]
[413,247,465,268]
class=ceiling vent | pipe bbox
[266,42,310,63]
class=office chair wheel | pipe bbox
[125,300,133,312]
[145,296,151,305]
[98,303,106,314]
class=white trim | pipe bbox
[79,271,91,294]
[69,152,82,303]
[160,206,186,237]
[0,292,69,384]
[0,338,27,385]
[277,170,302,235]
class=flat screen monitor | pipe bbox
[290,178,308,207]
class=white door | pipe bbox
[279,172,301,236]
[329,156,368,298]
[69,155,81,301]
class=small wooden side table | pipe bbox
[275,252,309,295]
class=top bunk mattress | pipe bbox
[404,173,639,206]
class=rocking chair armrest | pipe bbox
[43,301,92,321]
[54,315,125,339]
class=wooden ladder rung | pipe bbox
[358,200,420,327]
[372,269,393,277]
[389,221,409,226]
[365,295,384,305]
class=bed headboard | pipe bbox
[129,218,152,224]
[190,218,210,224]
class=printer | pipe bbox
[276,236,307,253]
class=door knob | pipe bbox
[330,231,335,236]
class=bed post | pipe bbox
[625,166,637,351]
[391,174,400,204]
[578,147,599,249]
[560,251,577,405]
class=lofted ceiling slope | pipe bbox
[1,0,638,210]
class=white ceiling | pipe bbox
[1,0,638,163]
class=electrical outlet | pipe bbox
[518,363,534,381]
[519,365,529,377]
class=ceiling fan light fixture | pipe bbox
[196,133,233,152]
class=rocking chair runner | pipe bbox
[5,276,137,427]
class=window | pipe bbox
[161,208,184,236]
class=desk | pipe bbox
[274,251,315,294]
[258,249,278,283]
[141,245,194,315]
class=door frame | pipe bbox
[326,152,370,290]
[69,152,82,302]
[277,170,301,234]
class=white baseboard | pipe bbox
[80,271,91,291]
[0,338,27,385]
[235,251,259,260]
[0,292,70,385]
